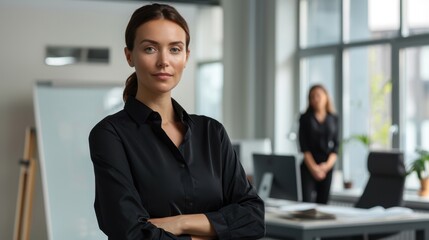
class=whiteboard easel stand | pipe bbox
[13,127,37,240]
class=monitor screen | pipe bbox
[252,154,302,201]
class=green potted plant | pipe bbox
[407,149,429,196]
[340,134,372,189]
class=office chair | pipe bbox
[354,150,406,240]
[355,151,406,209]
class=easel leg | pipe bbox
[13,127,37,240]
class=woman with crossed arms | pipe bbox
[89,3,265,240]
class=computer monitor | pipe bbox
[231,139,272,176]
[252,154,302,201]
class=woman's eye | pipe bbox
[170,47,181,54]
[144,47,156,54]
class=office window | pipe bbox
[343,0,400,43]
[297,0,429,191]
[401,46,429,189]
[299,0,341,48]
[195,7,223,60]
[195,6,223,121]
[196,62,223,121]
[343,45,392,188]
[405,0,429,35]
[299,55,336,111]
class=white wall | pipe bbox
[221,0,297,154]
[221,0,277,141]
[274,0,299,154]
[0,1,197,239]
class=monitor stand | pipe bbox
[258,172,273,200]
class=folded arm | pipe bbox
[150,214,216,239]
[201,123,265,239]
[89,122,191,240]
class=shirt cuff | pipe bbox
[178,234,192,240]
[204,211,230,239]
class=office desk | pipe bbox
[265,203,429,240]
[330,188,429,211]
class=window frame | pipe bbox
[298,0,429,190]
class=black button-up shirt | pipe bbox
[298,110,339,163]
[89,97,265,240]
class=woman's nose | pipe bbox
[157,51,169,68]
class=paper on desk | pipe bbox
[279,202,317,212]
[316,205,413,220]
[265,197,414,220]
[267,203,413,220]
[265,200,317,214]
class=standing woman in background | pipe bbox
[88,3,265,240]
[299,84,339,204]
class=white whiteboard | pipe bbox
[34,82,123,240]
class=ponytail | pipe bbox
[123,72,138,102]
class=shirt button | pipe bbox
[180,163,185,168]
[188,202,194,207]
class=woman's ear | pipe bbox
[124,47,134,67]
[184,49,190,68]
[186,49,190,61]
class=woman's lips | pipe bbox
[152,73,173,80]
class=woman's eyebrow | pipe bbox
[139,39,159,45]
[139,39,185,46]
[169,41,185,46]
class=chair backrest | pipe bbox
[355,151,406,209]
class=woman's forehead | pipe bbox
[135,19,186,43]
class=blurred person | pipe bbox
[299,84,339,204]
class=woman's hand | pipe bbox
[310,165,326,181]
[191,236,215,240]
[149,214,216,238]
[319,162,331,173]
[149,215,184,236]
[303,152,326,181]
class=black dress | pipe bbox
[298,110,339,204]
[88,97,265,240]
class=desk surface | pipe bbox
[330,170,429,210]
[330,188,429,210]
[265,199,429,240]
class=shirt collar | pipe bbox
[171,98,194,125]
[124,97,193,125]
